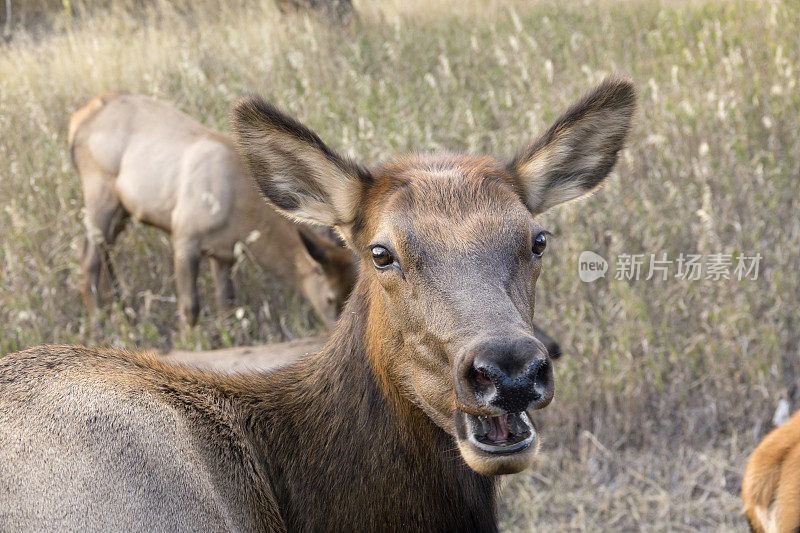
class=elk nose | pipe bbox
[468,336,554,413]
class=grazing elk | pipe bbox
[743,408,800,533]
[69,93,357,328]
[0,77,635,530]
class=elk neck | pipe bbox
[238,273,497,530]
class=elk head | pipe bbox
[233,77,636,476]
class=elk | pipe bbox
[0,77,635,530]
[743,408,800,533]
[69,93,357,328]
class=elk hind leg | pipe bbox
[173,240,202,327]
[82,203,128,321]
[210,256,235,316]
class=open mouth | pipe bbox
[465,411,535,455]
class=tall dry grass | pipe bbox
[1,0,799,528]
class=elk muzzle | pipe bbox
[453,334,554,475]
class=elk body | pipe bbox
[743,408,800,533]
[69,93,356,328]
[1,78,635,530]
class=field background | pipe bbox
[1,0,799,529]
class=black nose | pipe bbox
[468,335,554,413]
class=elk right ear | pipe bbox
[231,97,371,227]
[509,77,637,215]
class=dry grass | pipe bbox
[1,0,799,529]
[499,441,747,531]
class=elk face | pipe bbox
[233,77,636,476]
[359,157,555,475]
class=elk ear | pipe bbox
[299,228,357,278]
[509,77,637,215]
[231,96,371,227]
[298,228,331,265]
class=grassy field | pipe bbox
[1,0,799,529]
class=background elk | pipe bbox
[69,92,357,328]
[742,408,800,532]
[0,77,635,530]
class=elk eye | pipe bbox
[532,232,547,257]
[371,246,394,269]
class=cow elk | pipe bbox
[1,78,635,530]
[743,408,800,533]
[69,93,357,328]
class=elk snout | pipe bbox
[456,335,554,414]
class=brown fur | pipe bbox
[743,409,800,533]
[0,78,635,530]
[69,93,356,328]
[0,299,495,530]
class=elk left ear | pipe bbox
[231,96,371,228]
[509,77,637,215]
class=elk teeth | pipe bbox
[507,412,531,437]
[477,415,491,436]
